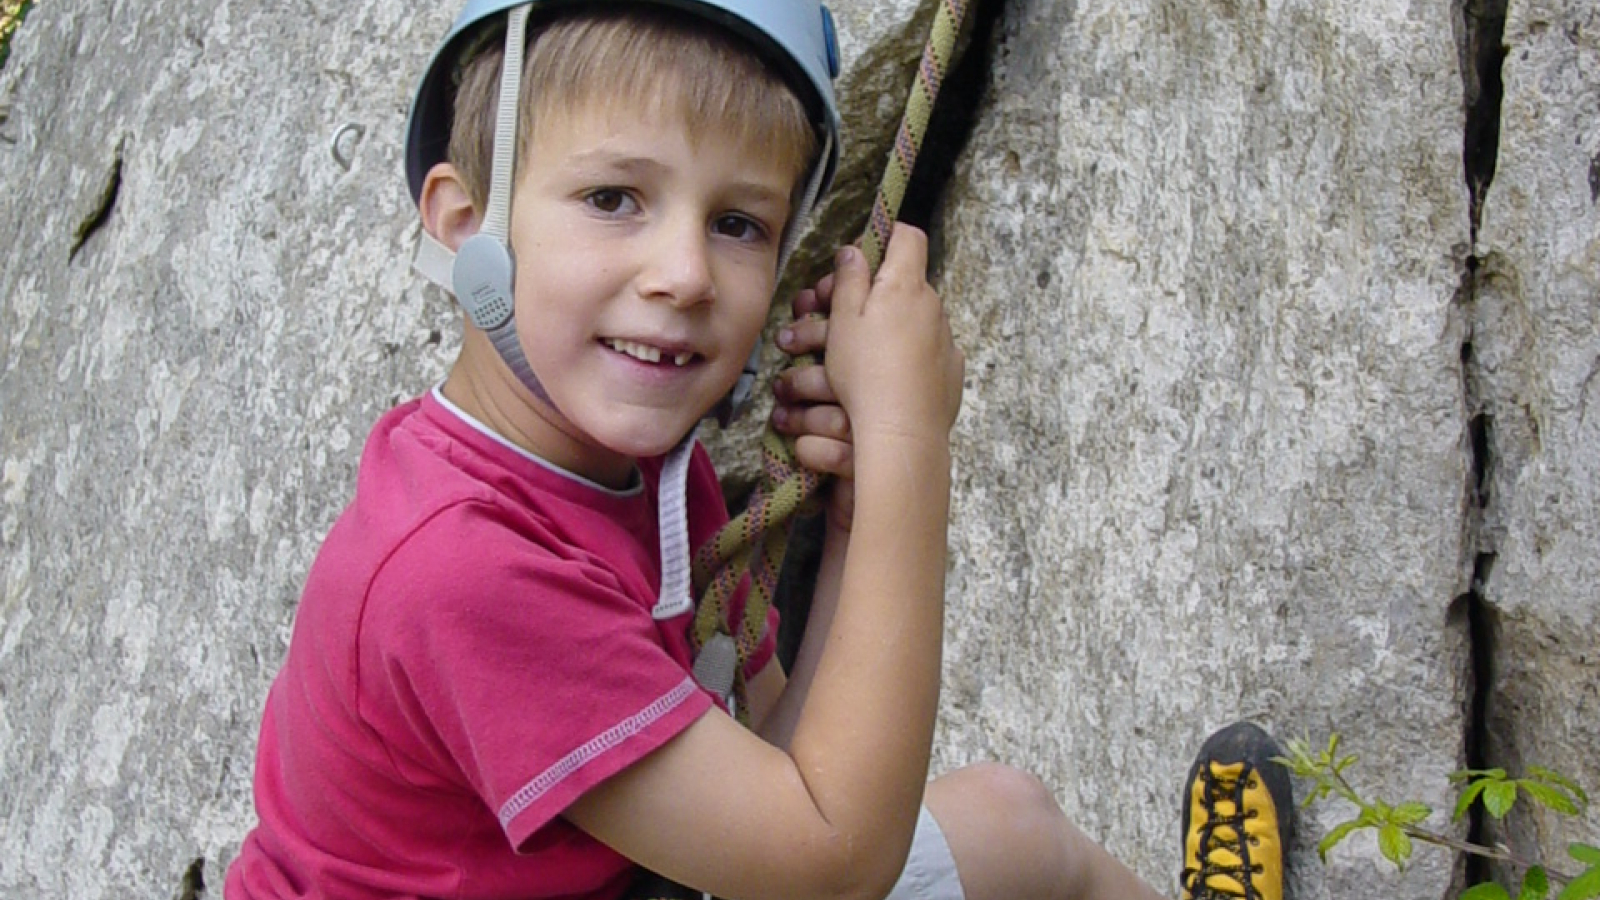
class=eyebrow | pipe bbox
[565,149,671,177]
[566,149,792,208]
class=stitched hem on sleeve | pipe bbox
[497,676,700,829]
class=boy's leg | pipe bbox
[919,763,1167,900]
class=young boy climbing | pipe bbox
[226,2,1291,899]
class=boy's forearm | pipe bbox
[784,435,951,865]
[756,513,850,749]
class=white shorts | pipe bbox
[884,806,965,900]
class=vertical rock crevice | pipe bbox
[1460,0,1508,246]
[899,0,1007,232]
[1454,0,1509,887]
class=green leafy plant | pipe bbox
[1280,733,1600,900]
[0,0,35,72]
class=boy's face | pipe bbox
[504,101,797,474]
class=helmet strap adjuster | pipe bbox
[453,233,517,332]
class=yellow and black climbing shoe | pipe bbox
[1181,722,1294,900]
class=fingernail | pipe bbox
[837,246,858,266]
[778,328,795,348]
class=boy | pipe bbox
[227,3,1289,899]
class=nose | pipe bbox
[637,213,714,308]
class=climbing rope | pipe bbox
[689,0,973,723]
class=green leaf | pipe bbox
[1529,766,1590,807]
[1391,802,1432,827]
[1460,884,1512,900]
[1518,865,1550,900]
[1335,753,1359,775]
[1520,780,1581,816]
[1485,780,1519,819]
[1274,748,1316,777]
[1317,820,1363,862]
[1378,824,1412,868]
[1457,780,1491,822]
[1452,768,1510,782]
[1569,844,1600,866]
[1554,866,1600,900]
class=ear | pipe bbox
[419,163,482,252]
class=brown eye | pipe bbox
[586,189,631,214]
[714,214,767,243]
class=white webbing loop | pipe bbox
[651,428,698,620]
[692,632,739,717]
[413,231,456,292]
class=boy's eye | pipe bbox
[585,189,634,214]
[713,214,769,243]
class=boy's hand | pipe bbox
[771,273,856,531]
[823,224,963,447]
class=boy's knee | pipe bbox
[932,762,1068,837]
[929,764,1107,898]
[957,762,1062,818]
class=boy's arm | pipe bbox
[749,266,856,746]
[750,510,847,749]
[565,226,962,900]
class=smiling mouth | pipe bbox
[604,338,698,367]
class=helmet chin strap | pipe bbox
[443,5,554,408]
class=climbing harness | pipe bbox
[689,0,973,725]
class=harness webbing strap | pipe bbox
[689,0,973,723]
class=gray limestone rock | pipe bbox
[932,0,1476,895]
[1472,0,1600,878]
[0,2,461,892]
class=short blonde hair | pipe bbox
[447,6,819,214]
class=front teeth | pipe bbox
[606,339,693,366]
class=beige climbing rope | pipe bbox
[690,0,974,724]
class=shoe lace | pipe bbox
[1183,764,1263,900]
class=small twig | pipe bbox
[1401,826,1577,884]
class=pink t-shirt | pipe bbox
[226,392,776,900]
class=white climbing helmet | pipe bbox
[403,0,843,426]
[405,0,842,205]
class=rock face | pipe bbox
[0,0,1592,898]
[1473,0,1600,875]
[0,4,461,892]
[933,0,1473,895]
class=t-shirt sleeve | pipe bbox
[359,503,714,849]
